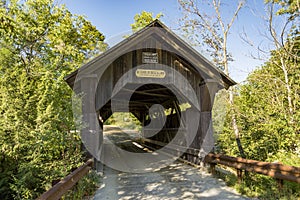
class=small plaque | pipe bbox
[142,52,158,64]
[135,69,166,78]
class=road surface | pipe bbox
[93,126,249,200]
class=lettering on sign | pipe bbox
[135,69,166,78]
[142,52,158,64]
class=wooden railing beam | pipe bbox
[37,159,94,200]
[140,138,300,185]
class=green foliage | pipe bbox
[215,1,299,197]
[215,169,300,199]
[62,170,100,200]
[105,112,142,131]
[238,36,299,160]
[0,0,106,199]
[216,0,300,159]
[131,11,162,33]
[218,36,300,161]
[212,89,230,136]
[236,174,300,199]
[265,0,300,16]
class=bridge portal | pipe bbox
[65,20,235,172]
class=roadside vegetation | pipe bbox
[0,0,106,198]
[0,0,299,199]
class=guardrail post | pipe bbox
[275,178,284,190]
[209,163,217,175]
[237,169,243,183]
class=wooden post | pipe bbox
[275,178,284,191]
[210,163,217,175]
[79,74,103,167]
[237,169,243,183]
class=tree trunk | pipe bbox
[224,34,246,159]
[229,86,246,158]
[280,57,294,123]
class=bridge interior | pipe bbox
[93,126,248,200]
[99,83,187,145]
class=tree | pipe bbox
[131,11,162,33]
[265,0,299,122]
[214,0,299,196]
[219,0,299,162]
[0,0,106,199]
[232,36,299,163]
[268,0,300,16]
[178,0,246,158]
[241,0,299,122]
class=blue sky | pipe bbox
[61,0,268,83]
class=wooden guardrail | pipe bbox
[205,153,300,187]
[140,138,300,188]
[37,159,94,200]
[204,153,300,187]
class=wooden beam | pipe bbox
[122,88,173,98]
[37,159,94,200]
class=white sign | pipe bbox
[142,52,158,64]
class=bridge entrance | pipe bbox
[65,20,235,172]
[99,82,188,146]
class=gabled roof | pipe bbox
[65,19,236,89]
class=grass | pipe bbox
[214,166,300,200]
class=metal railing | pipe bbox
[37,159,94,200]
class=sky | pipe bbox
[60,0,271,83]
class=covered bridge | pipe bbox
[65,20,235,171]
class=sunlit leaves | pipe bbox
[0,0,106,199]
[131,11,162,33]
[219,37,300,163]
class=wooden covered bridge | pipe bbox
[65,20,235,172]
[38,20,300,200]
